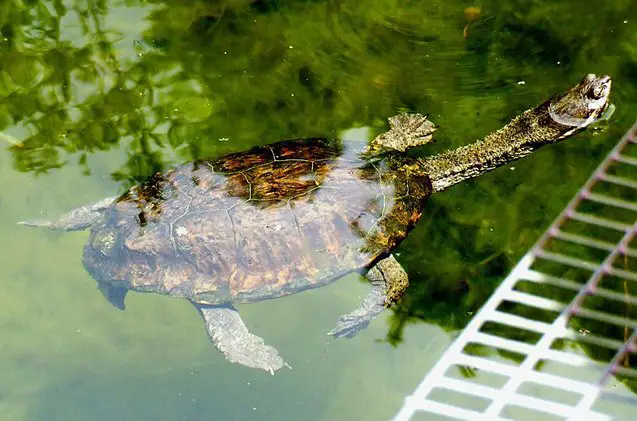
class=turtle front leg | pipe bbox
[328,254,409,338]
[193,302,289,374]
[18,196,118,231]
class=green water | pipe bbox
[2,1,637,420]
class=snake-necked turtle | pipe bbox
[21,74,611,373]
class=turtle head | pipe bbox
[365,113,437,156]
[548,73,612,135]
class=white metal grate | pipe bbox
[393,120,637,421]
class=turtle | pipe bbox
[20,73,611,373]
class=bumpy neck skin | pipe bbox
[416,73,611,193]
[418,107,560,192]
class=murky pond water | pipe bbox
[2,1,637,420]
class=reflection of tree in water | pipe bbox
[5,0,435,183]
[3,0,637,391]
[2,0,276,181]
[1,0,156,177]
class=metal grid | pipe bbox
[393,120,637,421]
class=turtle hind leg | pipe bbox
[193,302,289,374]
[328,254,409,338]
[18,196,118,231]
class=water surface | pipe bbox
[2,0,637,419]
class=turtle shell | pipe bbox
[83,138,432,304]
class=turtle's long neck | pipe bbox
[418,105,572,193]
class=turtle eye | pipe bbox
[587,85,604,100]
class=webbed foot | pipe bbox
[328,254,409,339]
[328,311,377,339]
[194,302,290,374]
[226,331,288,375]
[328,284,385,338]
[366,113,437,154]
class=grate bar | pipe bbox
[572,306,637,329]
[568,326,637,419]
[453,354,596,393]
[611,363,637,379]
[522,270,584,291]
[471,332,535,355]
[599,388,637,405]
[394,120,637,421]
[436,377,591,419]
[584,192,637,212]
[486,309,553,334]
[541,348,603,367]
[613,154,637,166]
[606,266,637,282]
[534,250,601,271]
[552,230,616,252]
[521,270,637,307]
[562,329,628,351]
[624,247,637,258]
[584,286,637,308]
[401,399,513,421]
[568,212,631,231]
[597,324,637,385]
[598,174,637,190]
[502,289,567,311]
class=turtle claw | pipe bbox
[327,314,372,339]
